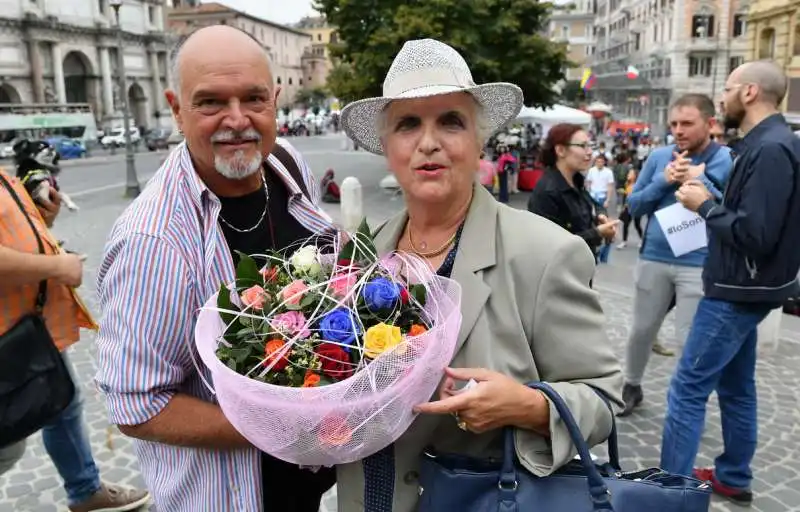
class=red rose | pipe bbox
[261,266,279,283]
[263,339,290,372]
[316,342,354,380]
[399,287,410,304]
[337,259,353,267]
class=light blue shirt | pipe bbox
[628,143,733,267]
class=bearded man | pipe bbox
[96,25,335,511]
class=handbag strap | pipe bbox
[0,172,48,312]
[500,381,615,511]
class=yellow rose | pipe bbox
[364,323,403,359]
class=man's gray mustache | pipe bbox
[211,129,262,143]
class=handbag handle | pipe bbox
[499,381,616,511]
[0,172,48,312]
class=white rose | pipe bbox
[290,246,321,277]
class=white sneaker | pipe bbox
[616,242,627,249]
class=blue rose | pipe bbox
[362,277,400,311]
[319,308,360,352]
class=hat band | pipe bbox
[384,68,476,97]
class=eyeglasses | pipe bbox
[565,142,592,150]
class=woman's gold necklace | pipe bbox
[408,227,457,258]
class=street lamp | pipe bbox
[109,0,141,198]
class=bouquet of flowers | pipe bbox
[194,220,462,466]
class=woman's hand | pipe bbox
[414,367,550,435]
[596,220,619,240]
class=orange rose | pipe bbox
[302,371,321,388]
[263,339,289,371]
[318,415,353,447]
[408,324,427,337]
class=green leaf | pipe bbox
[235,251,263,287]
[226,358,238,371]
[356,217,372,239]
[317,374,336,387]
[230,347,252,363]
[300,293,318,309]
[217,283,242,342]
[410,284,427,306]
[284,302,303,311]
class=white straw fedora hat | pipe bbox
[340,38,524,155]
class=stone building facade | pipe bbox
[548,0,597,82]
[167,2,313,109]
[0,0,173,130]
[747,0,800,123]
[296,15,337,89]
[590,0,750,133]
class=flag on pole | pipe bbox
[626,65,640,80]
[580,68,596,91]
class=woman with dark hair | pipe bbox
[527,123,618,259]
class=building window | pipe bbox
[654,25,658,42]
[732,14,746,37]
[299,78,303,85]
[148,6,156,24]
[98,0,106,15]
[276,77,282,85]
[289,77,293,85]
[689,56,713,77]
[794,25,800,56]
[692,14,715,37]
[317,34,322,41]
[585,25,592,38]
[759,28,776,59]
[728,56,744,73]
[561,25,570,39]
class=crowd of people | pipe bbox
[0,23,798,512]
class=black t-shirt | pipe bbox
[217,164,335,510]
[218,164,314,265]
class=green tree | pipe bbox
[294,86,329,109]
[315,0,569,107]
[560,80,587,104]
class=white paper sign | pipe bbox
[653,203,708,257]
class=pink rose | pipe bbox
[282,280,308,306]
[240,285,268,310]
[272,311,311,338]
[329,272,358,299]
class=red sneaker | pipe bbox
[692,468,753,507]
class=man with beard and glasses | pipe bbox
[618,94,733,417]
[95,26,335,511]
[663,60,800,507]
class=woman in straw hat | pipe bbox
[337,39,622,511]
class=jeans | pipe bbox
[624,260,703,386]
[498,171,509,203]
[589,191,608,215]
[41,352,101,505]
[660,297,772,490]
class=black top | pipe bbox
[218,164,313,265]
[527,168,601,253]
[700,113,800,305]
[216,164,336,510]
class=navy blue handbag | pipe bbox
[418,381,712,511]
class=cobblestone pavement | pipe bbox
[1,181,799,511]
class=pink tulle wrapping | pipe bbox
[194,276,462,466]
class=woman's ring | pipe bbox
[453,413,468,431]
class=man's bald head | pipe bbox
[169,25,273,98]
[735,60,787,106]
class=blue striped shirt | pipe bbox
[95,139,334,511]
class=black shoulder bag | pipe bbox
[0,172,75,448]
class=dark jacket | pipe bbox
[528,168,602,253]
[698,114,800,304]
